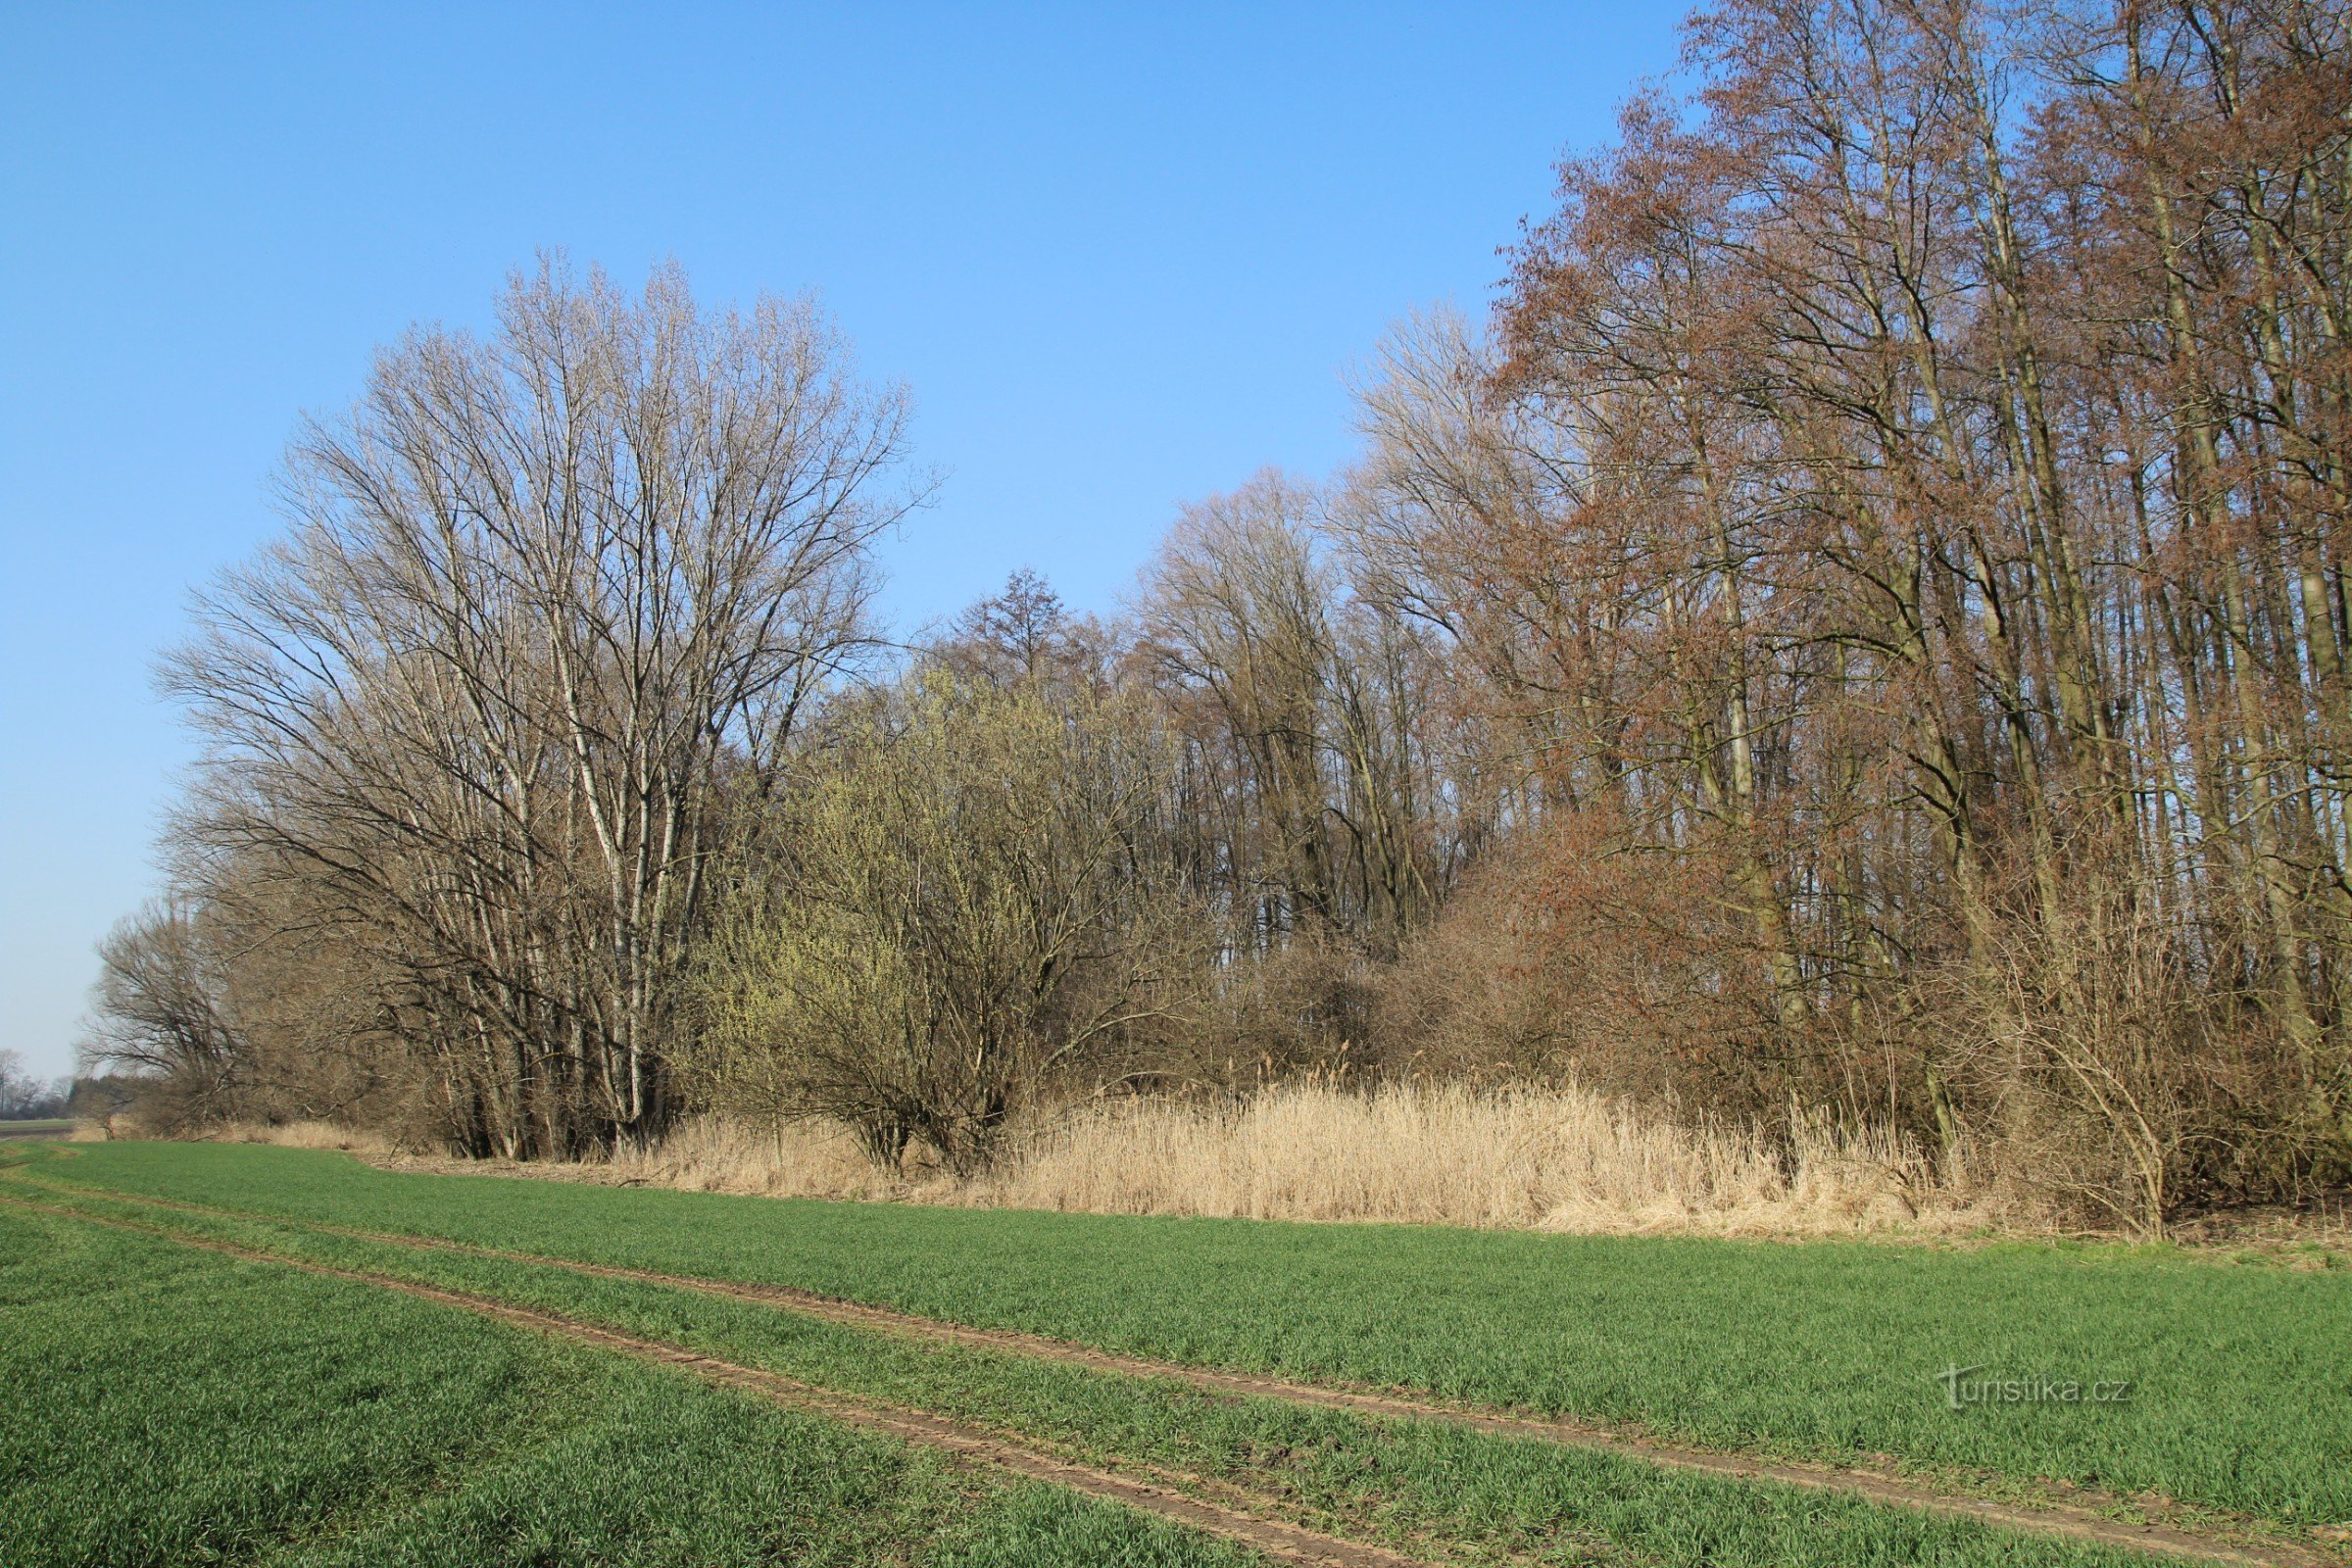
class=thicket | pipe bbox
[88,0,2352,1235]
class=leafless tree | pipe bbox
[161,258,917,1153]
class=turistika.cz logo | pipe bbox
[1936,1365,2134,1410]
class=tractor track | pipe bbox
[5,1171,2338,1568]
[0,1191,1440,1568]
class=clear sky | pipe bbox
[0,2,1684,1081]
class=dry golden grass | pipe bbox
[189,1087,1988,1236]
[603,1115,916,1201]
[970,1083,1973,1235]
[211,1118,399,1155]
[585,1084,1984,1237]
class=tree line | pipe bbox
[88,0,2352,1230]
[0,1052,72,1121]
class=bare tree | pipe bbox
[161,258,917,1153]
[81,899,244,1126]
[87,0,2352,1227]
[0,1051,70,1120]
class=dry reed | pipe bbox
[612,1084,1984,1236]
[196,1085,1988,1236]
[211,1119,398,1155]
[603,1115,909,1201]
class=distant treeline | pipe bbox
[89,0,2352,1231]
[0,1052,77,1120]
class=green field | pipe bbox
[0,1199,1242,1568]
[4,1139,2347,1567]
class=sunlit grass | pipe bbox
[28,1139,2352,1529]
[0,1198,1253,1568]
[7,1179,2185,1568]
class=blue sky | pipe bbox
[0,3,1683,1080]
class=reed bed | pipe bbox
[592,1083,1979,1235]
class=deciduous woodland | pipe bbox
[88,0,2352,1236]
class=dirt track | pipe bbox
[0,1192,1437,1568]
[5,1173,2338,1568]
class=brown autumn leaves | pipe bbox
[87,0,2352,1235]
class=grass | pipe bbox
[12,1143,2351,1544]
[3,1176,2181,1568]
[0,1198,1256,1568]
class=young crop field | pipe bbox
[4,1139,2348,1568]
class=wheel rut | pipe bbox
[6,1174,2338,1568]
[0,1192,1438,1568]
